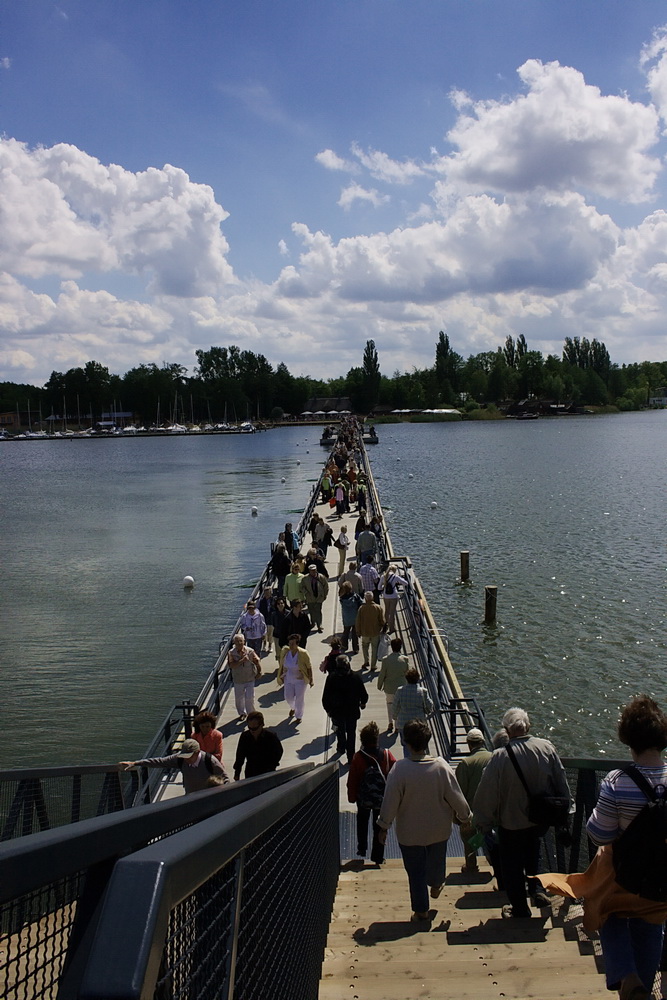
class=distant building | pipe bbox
[649,387,667,407]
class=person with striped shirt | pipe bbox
[585,697,667,1000]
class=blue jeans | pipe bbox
[399,840,447,914]
[599,914,664,992]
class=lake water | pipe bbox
[1,413,665,768]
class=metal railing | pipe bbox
[550,757,629,874]
[0,764,142,840]
[0,764,316,1000]
[79,763,339,1000]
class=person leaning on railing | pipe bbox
[118,738,229,793]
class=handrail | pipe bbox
[0,763,314,903]
[78,763,339,1000]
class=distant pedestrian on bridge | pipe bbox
[334,524,350,577]
[227,633,262,721]
[355,591,386,672]
[392,669,434,755]
[377,720,470,921]
[376,637,409,732]
[278,634,314,724]
[300,564,329,633]
[271,542,291,597]
[322,654,368,762]
[239,600,267,656]
[283,561,304,607]
[233,711,283,780]
[339,560,363,597]
[283,600,312,648]
[119,738,229,793]
[379,563,408,633]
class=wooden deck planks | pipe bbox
[319,861,604,1000]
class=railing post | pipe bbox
[224,850,245,1000]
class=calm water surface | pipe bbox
[372,412,667,758]
[1,413,665,768]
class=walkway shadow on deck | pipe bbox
[296,733,334,760]
[352,915,451,945]
[447,915,550,945]
[256,688,285,708]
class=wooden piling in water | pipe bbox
[460,550,469,582]
[484,585,497,623]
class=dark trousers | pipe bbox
[357,806,384,863]
[341,625,359,652]
[332,715,357,761]
[498,826,542,917]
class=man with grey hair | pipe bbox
[472,706,572,919]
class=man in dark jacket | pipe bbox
[322,655,368,763]
[233,711,283,780]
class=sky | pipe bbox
[3,0,667,387]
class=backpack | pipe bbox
[384,574,395,596]
[358,750,387,809]
[612,765,667,901]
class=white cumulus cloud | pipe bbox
[0,139,235,296]
[315,149,360,173]
[337,183,390,211]
[441,59,660,203]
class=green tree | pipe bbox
[360,340,381,411]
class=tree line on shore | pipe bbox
[1,334,665,425]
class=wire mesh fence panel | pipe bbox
[0,772,135,840]
[0,874,82,1000]
[155,865,238,1000]
[233,777,339,1000]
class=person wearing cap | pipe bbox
[456,728,492,874]
[118,738,229,794]
[299,564,329,633]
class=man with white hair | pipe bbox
[472,707,572,919]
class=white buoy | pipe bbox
[306,449,309,453]
[396,457,401,462]
[408,473,414,479]
[430,501,438,509]
[251,506,258,516]
[183,576,195,589]
[281,477,286,483]
[296,460,301,465]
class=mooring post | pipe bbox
[460,551,470,583]
[484,585,497,623]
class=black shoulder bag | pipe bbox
[505,742,570,829]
